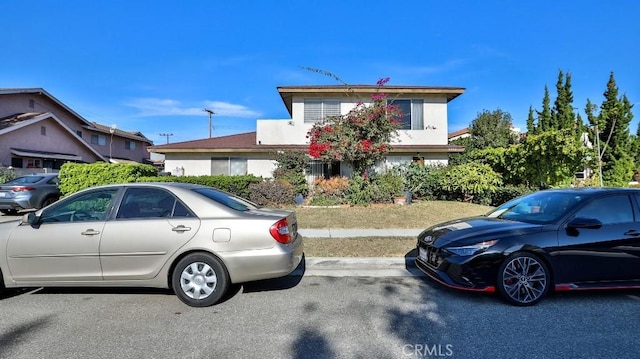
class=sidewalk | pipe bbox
[290,257,424,277]
[294,228,424,277]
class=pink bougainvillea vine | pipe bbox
[306,77,402,176]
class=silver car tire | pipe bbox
[497,253,550,306]
[171,253,229,307]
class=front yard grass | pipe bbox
[294,200,493,257]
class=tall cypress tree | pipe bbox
[552,70,577,131]
[537,86,552,132]
[526,106,537,135]
[596,72,635,185]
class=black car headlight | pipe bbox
[446,240,498,256]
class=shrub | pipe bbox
[307,176,349,205]
[273,150,310,197]
[437,163,503,205]
[248,180,295,206]
[136,175,262,198]
[372,171,403,202]
[343,175,375,206]
[0,166,16,183]
[388,162,444,199]
[490,185,535,206]
[59,162,158,195]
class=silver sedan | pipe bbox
[0,182,304,307]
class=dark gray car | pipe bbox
[0,173,61,215]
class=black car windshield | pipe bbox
[192,188,259,211]
[487,191,586,224]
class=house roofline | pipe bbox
[277,85,465,117]
[0,88,94,127]
[0,112,107,161]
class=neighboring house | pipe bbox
[0,88,153,175]
[149,85,466,180]
[448,127,471,142]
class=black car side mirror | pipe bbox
[567,217,603,229]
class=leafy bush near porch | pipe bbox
[59,162,158,195]
[273,150,310,197]
[308,177,349,206]
[0,166,16,183]
[248,180,295,206]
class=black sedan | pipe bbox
[415,188,640,305]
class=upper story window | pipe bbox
[41,126,46,135]
[125,141,136,150]
[91,134,107,146]
[29,99,35,108]
[388,99,424,130]
[76,130,83,138]
[304,99,340,123]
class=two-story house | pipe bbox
[0,88,153,175]
[149,84,465,179]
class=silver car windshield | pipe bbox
[487,191,586,224]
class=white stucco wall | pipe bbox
[256,94,449,146]
[164,153,276,178]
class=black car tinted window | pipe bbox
[574,195,633,225]
[490,191,585,224]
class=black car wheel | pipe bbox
[497,253,550,306]
[171,253,229,307]
[40,196,58,208]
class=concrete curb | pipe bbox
[290,257,425,277]
[299,228,423,238]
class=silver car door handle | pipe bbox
[81,229,101,236]
[172,225,191,233]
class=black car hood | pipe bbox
[418,216,544,247]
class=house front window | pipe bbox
[388,99,424,130]
[91,134,107,146]
[304,99,340,123]
[27,159,42,168]
[307,159,341,182]
[125,141,136,150]
[211,157,247,175]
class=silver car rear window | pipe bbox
[192,188,258,211]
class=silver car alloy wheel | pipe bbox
[501,256,547,304]
[180,262,218,300]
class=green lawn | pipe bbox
[293,200,493,257]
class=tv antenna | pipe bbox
[203,108,215,138]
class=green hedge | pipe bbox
[136,175,262,198]
[59,163,158,195]
[59,163,263,199]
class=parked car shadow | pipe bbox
[0,287,33,301]
[241,257,305,294]
[19,257,307,304]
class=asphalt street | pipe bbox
[1,214,639,358]
[1,275,639,359]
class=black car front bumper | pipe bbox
[415,245,497,293]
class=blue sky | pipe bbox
[3,1,639,144]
